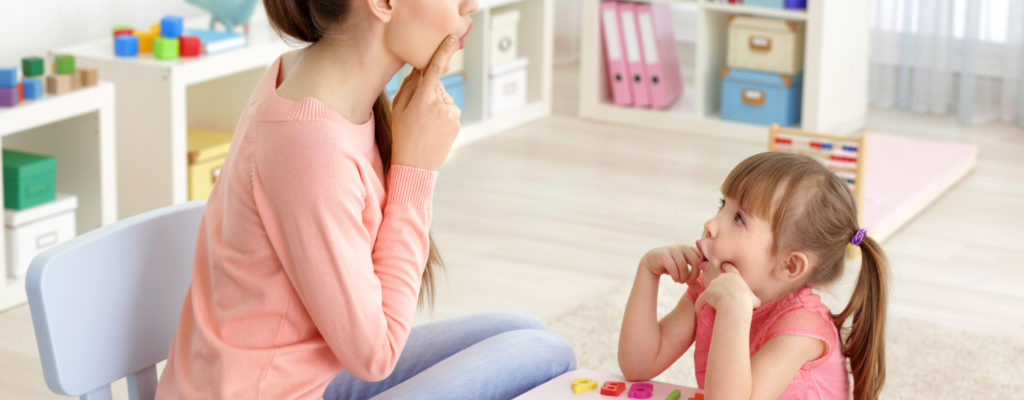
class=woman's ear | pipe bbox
[366,0,395,23]
[775,251,810,282]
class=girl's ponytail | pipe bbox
[833,235,889,400]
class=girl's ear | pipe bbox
[775,251,810,282]
[366,0,395,23]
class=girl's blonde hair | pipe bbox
[722,152,888,400]
[263,0,444,308]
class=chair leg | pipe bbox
[127,364,159,400]
[81,385,113,400]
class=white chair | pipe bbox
[26,201,205,400]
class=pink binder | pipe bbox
[636,2,683,109]
[600,1,632,106]
[618,2,651,108]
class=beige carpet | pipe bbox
[546,279,1024,398]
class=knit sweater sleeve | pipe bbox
[252,123,436,381]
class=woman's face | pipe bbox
[385,0,478,70]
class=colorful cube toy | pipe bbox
[154,37,180,60]
[55,55,75,75]
[22,57,44,77]
[115,35,140,57]
[161,15,184,38]
[23,78,43,100]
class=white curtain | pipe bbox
[869,0,1024,126]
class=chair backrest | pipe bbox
[26,201,206,400]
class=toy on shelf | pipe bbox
[115,35,140,57]
[115,14,250,59]
[0,54,99,107]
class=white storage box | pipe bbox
[727,16,805,75]
[5,193,77,278]
[490,9,521,66]
[489,58,529,116]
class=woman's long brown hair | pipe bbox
[722,152,888,400]
[264,0,443,308]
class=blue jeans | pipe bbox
[323,310,577,400]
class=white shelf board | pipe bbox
[701,3,808,21]
[53,37,292,87]
[456,101,549,148]
[0,82,115,136]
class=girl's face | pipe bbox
[385,0,478,70]
[696,196,777,299]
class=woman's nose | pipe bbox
[463,0,479,14]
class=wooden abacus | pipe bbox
[768,123,867,214]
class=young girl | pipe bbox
[619,152,888,400]
[156,0,575,398]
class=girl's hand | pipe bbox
[694,263,761,313]
[639,245,702,286]
[390,36,462,171]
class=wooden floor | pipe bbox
[1,63,1022,398]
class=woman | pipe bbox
[156,0,576,398]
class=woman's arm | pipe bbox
[618,245,702,380]
[255,128,435,382]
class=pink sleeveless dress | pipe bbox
[686,285,851,399]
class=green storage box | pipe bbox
[3,149,57,210]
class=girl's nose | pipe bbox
[702,218,716,239]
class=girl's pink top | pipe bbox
[156,57,437,399]
[686,285,851,399]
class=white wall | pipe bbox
[1,0,206,68]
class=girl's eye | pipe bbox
[718,198,725,210]
[734,212,745,225]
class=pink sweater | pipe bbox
[156,58,437,399]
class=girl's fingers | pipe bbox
[693,292,707,311]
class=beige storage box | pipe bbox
[490,9,521,66]
[727,16,805,75]
[5,193,77,278]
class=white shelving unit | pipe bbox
[579,0,869,140]
[458,0,555,147]
[53,20,292,219]
[54,0,553,219]
[0,82,118,311]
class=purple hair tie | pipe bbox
[850,229,867,246]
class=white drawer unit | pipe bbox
[5,194,77,278]
[727,16,805,75]
[489,58,529,116]
[490,9,521,66]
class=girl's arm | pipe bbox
[618,245,702,380]
[696,265,824,400]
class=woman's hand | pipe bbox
[390,36,462,171]
[694,263,761,313]
[639,245,702,286]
